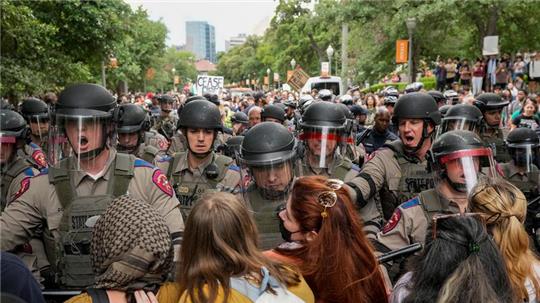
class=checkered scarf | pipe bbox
[91,195,173,290]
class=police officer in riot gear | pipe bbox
[436,103,483,137]
[346,93,441,238]
[383,87,399,135]
[261,104,286,124]
[500,127,539,200]
[297,101,360,181]
[337,103,364,165]
[230,111,249,136]
[404,82,424,93]
[168,95,209,155]
[116,103,168,163]
[1,84,183,289]
[474,93,511,163]
[20,97,50,151]
[439,104,452,117]
[374,130,497,278]
[350,104,369,135]
[317,89,333,102]
[238,122,297,249]
[154,94,177,140]
[1,109,40,210]
[427,90,447,108]
[157,99,241,221]
[443,89,459,105]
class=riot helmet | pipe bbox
[383,86,399,106]
[404,82,424,94]
[0,109,29,166]
[115,104,151,153]
[239,122,296,200]
[299,102,346,168]
[439,104,452,117]
[20,97,50,143]
[443,90,459,105]
[437,104,483,136]
[298,95,315,114]
[49,83,116,170]
[506,128,540,172]
[428,90,447,107]
[231,111,249,125]
[474,93,509,128]
[392,93,441,154]
[429,130,496,194]
[158,94,174,113]
[178,100,222,157]
[219,135,244,160]
[261,104,286,123]
[339,94,354,106]
[318,89,333,102]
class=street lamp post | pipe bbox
[290,58,296,70]
[406,17,417,83]
[326,45,334,76]
[266,68,271,90]
[171,68,176,92]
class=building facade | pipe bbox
[186,21,216,63]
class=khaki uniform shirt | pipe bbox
[296,155,360,182]
[374,191,462,252]
[500,162,540,199]
[156,151,241,220]
[1,149,184,254]
[3,160,40,207]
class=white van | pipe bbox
[301,76,345,96]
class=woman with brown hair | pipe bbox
[176,192,314,303]
[267,175,388,303]
[470,179,540,303]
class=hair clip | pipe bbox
[317,179,343,219]
[468,242,480,254]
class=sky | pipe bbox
[126,0,279,52]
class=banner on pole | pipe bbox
[396,40,409,63]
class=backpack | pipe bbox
[229,267,304,303]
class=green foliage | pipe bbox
[0,0,176,100]
[216,0,540,87]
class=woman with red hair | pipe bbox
[266,175,388,303]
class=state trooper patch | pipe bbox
[32,150,48,168]
[152,169,173,197]
[11,177,31,201]
[158,138,168,151]
[382,208,402,234]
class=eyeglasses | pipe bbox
[431,212,486,240]
[317,179,344,218]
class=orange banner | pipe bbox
[396,40,409,63]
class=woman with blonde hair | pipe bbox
[471,179,540,302]
[177,192,314,303]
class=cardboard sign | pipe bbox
[483,36,499,56]
[287,67,310,92]
[196,75,224,95]
[321,62,330,77]
[396,40,409,63]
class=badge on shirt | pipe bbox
[382,208,402,234]
[178,186,190,194]
[32,150,48,168]
[11,177,31,201]
[152,169,173,197]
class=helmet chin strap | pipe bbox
[442,171,468,193]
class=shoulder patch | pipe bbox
[382,208,402,234]
[156,155,172,163]
[401,197,420,209]
[134,158,155,169]
[157,138,169,151]
[11,177,31,201]
[152,169,173,197]
[228,164,240,172]
[31,149,48,168]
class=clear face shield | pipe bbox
[436,148,496,196]
[437,118,480,138]
[299,126,344,169]
[48,115,115,171]
[240,158,295,201]
[508,143,540,172]
[0,134,16,167]
[28,115,50,143]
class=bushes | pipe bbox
[361,76,436,93]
